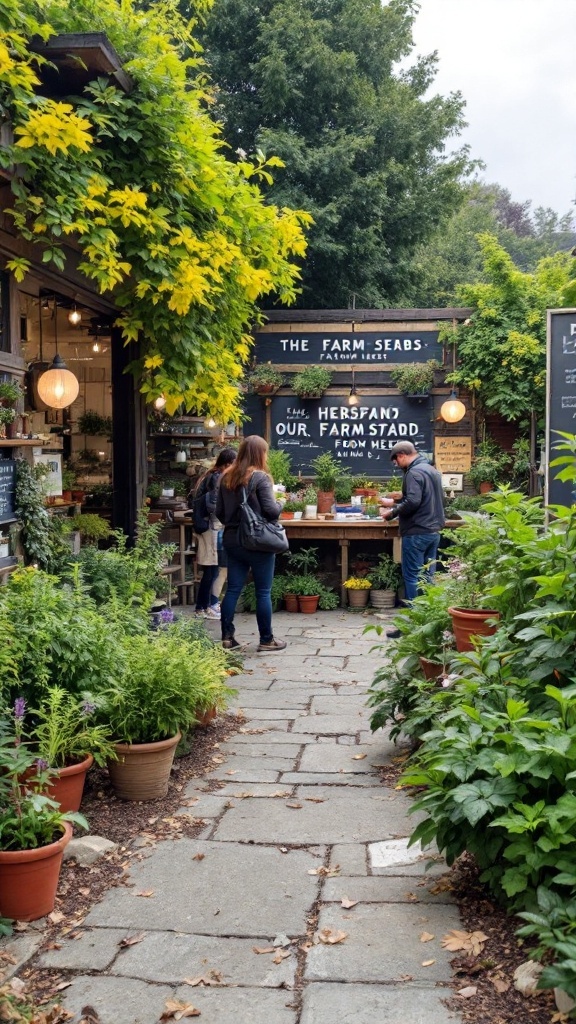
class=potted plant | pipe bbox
[28,688,116,813]
[66,513,111,546]
[0,700,88,922]
[368,554,401,610]
[351,475,378,498]
[363,495,380,518]
[267,448,297,489]
[467,439,509,493]
[281,498,304,520]
[286,573,321,613]
[301,484,319,518]
[246,363,285,395]
[0,378,24,406]
[444,556,500,651]
[0,406,16,439]
[334,477,353,504]
[77,410,113,436]
[292,365,332,399]
[390,359,440,397]
[310,452,347,513]
[343,576,371,608]
[100,629,232,800]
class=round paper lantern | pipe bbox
[37,355,79,409]
[440,390,466,424]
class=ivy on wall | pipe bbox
[0,0,311,422]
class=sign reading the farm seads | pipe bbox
[271,395,432,475]
[254,330,443,364]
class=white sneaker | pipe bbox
[194,610,208,618]
[206,607,221,619]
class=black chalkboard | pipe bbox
[267,394,433,475]
[547,311,576,507]
[0,459,16,523]
[254,330,443,365]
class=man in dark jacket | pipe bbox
[380,441,445,636]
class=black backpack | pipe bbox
[188,476,210,533]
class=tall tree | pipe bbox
[198,0,471,308]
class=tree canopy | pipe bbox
[0,0,310,421]
[442,234,576,422]
[198,0,472,308]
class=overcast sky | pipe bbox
[410,0,576,219]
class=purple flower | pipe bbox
[160,608,174,624]
[442,630,455,645]
[14,697,26,721]
[35,757,49,771]
[82,700,96,717]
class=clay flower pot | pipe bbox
[316,490,334,514]
[347,588,370,608]
[448,607,500,652]
[284,593,299,612]
[370,589,396,610]
[419,657,443,681]
[194,706,217,727]
[108,733,181,801]
[0,823,72,921]
[47,754,94,813]
[298,595,319,614]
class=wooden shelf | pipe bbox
[151,433,214,440]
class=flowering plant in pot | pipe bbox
[28,688,116,812]
[0,700,88,922]
[343,576,371,608]
[443,557,500,651]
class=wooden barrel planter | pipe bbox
[108,733,181,801]
[448,607,500,652]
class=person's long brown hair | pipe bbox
[190,447,237,499]
[222,435,270,489]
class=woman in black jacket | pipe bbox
[189,447,237,618]
[216,435,286,652]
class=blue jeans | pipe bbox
[196,563,220,611]
[401,533,440,603]
[221,544,276,643]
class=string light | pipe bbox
[68,305,81,326]
[348,367,359,406]
[153,395,167,410]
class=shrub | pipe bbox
[292,365,332,398]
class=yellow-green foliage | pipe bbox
[0,0,311,423]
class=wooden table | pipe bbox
[283,517,462,606]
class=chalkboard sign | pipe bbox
[254,330,443,365]
[0,459,16,524]
[268,395,432,475]
[547,310,576,507]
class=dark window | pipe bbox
[0,271,10,353]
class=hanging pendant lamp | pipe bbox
[440,389,466,423]
[348,367,359,406]
[37,296,79,409]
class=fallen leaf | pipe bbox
[405,892,418,902]
[225,770,238,775]
[48,911,65,925]
[317,929,348,945]
[286,802,302,809]
[304,797,324,803]
[12,923,29,933]
[134,890,155,898]
[118,933,146,949]
[457,986,478,998]
[79,1005,102,1024]
[307,865,340,877]
[352,753,367,760]
[0,953,17,965]
[147,816,158,825]
[43,943,62,952]
[192,854,205,862]
[78,888,90,898]
[421,959,436,967]
[399,974,413,981]
[253,947,275,955]
[161,999,201,1020]
[182,970,223,987]
[490,975,510,994]
[420,931,435,943]
[341,898,359,909]
[440,929,488,955]
[272,949,291,964]
[54,982,72,992]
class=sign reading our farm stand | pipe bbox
[270,395,432,475]
[547,309,576,507]
[254,330,443,365]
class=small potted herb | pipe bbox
[310,452,347,513]
[292,365,332,399]
[0,378,24,406]
[247,363,285,394]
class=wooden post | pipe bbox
[111,329,147,541]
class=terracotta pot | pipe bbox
[284,593,299,612]
[71,490,85,503]
[61,489,72,503]
[448,607,500,652]
[347,588,370,608]
[353,488,378,498]
[370,589,396,610]
[316,490,334,514]
[46,754,94,813]
[108,732,181,801]
[298,594,319,614]
[479,482,493,494]
[0,823,72,921]
[147,512,163,524]
[280,511,294,520]
[419,656,443,680]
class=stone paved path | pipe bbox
[32,611,463,1022]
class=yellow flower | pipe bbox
[343,577,372,589]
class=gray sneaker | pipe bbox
[257,638,287,652]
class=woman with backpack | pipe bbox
[216,435,287,652]
[189,447,237,618]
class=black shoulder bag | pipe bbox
[238,480,289,555]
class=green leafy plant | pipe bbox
[266,448,294,487]
[300,485,319,505]
[14,459,70,572]
[243,574,288,612]
[67,513,111,546]
[467,438,510,490]
[292,365,332,398]
[283,498,305,513]
[390,359,440,395]
[334,477,353,503]
[0,378,24,404]
[368,553,401,591]
[287,546,319,574]
[77,410,113,436]
[0,406,16,426]
[0,701,88,852]
[283,573,320,597]
[29,687,115,768]
[247,363,285,391]
[310,452,347,491]
[318,586,339,611]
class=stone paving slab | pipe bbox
[321,875,456,903]
[111,931,295,987]
[223,741,303,758]
[300,983,457,1024]
[290,713,370,734]
[232,693,312,709]
[213,787,415,844]
[215,783,295,798]
[202,768,281,784]
[310,696,371,714]
[177,793,233,817]
[231,730,302,744]
[328,843,368,875]
[38,928,124,971]
[305,903,460,982]
[205,752,295,773]
[62,975,173,1024]
[298,743,391,774]
[233,708,308,720]
[85,840,321,936]
[278,772,382,787]
[172,985,297,1023]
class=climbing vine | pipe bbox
[0,0,311,422]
